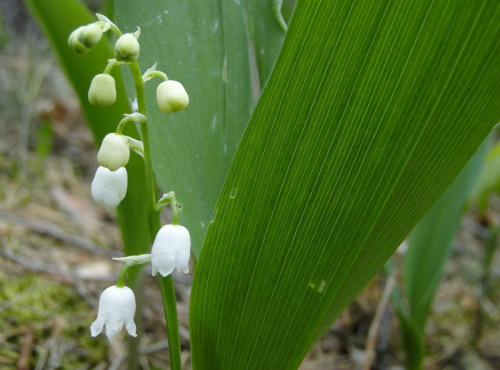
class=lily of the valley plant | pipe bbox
[69,14,190,367]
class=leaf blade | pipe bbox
[190,1,500,368]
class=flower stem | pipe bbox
[155,192,179,225]
[103,58,122,74]
[143,70,169,82]
[115,115,130,135]
[129,62,182,370]
[116,264,130,288]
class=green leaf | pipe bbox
[469,138,500,212]
[23,0,150,269]
[392,287,424,370]
[394,139,489,369]
[115,0,254,257]
[404,138,489,332]
[248,0,286,88]
[190,1,500,368]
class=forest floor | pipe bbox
[1,7,500,370]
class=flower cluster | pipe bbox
[69,14,192,341]
[91,218,192,340]
[69,16,189,213]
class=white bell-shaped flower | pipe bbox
[90,285,137,340]
[151,224,191,276]
[91,166,127,211]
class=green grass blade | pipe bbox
[405,138,489,331]
[190,1,500,368]
[23,0,150,268]
[115,0,254,257]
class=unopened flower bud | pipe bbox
[156,81,189,113]
[88,74,116,106]
[97,133,130,171]
[90,286,137,340]
[68,27,89,54]
[114,33,140,62]
[78,24,103,49]
[151,224,191,276]
[91,166,127,211]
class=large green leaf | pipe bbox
[115,0,254,257]
[190,0,500,368]
[23,0,150,274]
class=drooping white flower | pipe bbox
[91,166,127,211]
[151,224,191,276]
[90,285,137,340]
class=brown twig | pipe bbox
[16,327,34,370]
[377,297,392,370]
[0,210,120,257]
[0,248,115,282]
[363,275,396,370]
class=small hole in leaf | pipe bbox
[230,188,237,199]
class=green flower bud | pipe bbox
[114,34,140,62]
[88,74,116,106]
[97,133,130,171]
[156,81,189,114]
[68,27,89,54]
[78,24,103,49]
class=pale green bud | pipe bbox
[88,74,116,106]
[97,133,130,171]
[78,24,103,49]
[156,81,189,113]
[68,27,89,54]
[114,34,140,62]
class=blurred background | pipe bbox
[0,0,499,369]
